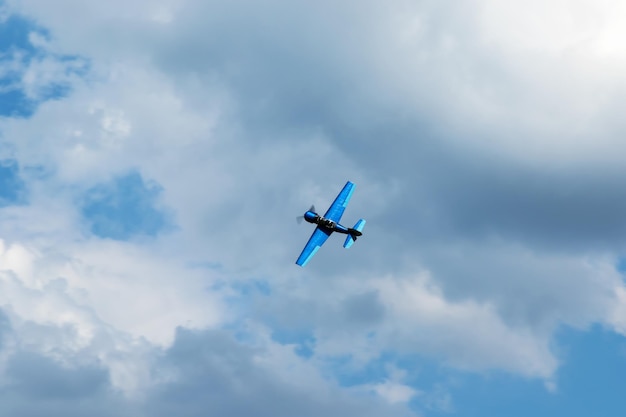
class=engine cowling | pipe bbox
[304,211,318,223]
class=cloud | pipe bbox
[0,306,415,416]
[0,14,88,118]
[145,327,413,417]
[6,350,109,400]
[1,0,626,414]
[370,380,418,405]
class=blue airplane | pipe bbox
[296,181,366,266]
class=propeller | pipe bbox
[297,205,316,224]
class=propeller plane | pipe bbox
[296,181,365,266]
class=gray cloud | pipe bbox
[147,328,411,417]
[110,0,626,254]
[343,290,386,325]
[4,0,626,413]
[0,309,134,417]
[0,312,413,417]
[5,351,109,400]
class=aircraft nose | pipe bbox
[304,211,316,222]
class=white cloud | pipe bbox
[371,380,418,404]
[363,365,420,404]
[374,272,558,377]
[0,237,224,347]
[0,235,225,396]
[2,0,626,414]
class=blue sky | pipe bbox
[1,0,626,416]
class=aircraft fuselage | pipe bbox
[303,211,361,236]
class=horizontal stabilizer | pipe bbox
[344,219,366,248]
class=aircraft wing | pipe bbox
[295,227,331,266]
[323,181,355,222]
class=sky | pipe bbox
[0,0,626,415]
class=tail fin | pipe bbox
[344,219,366,248]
